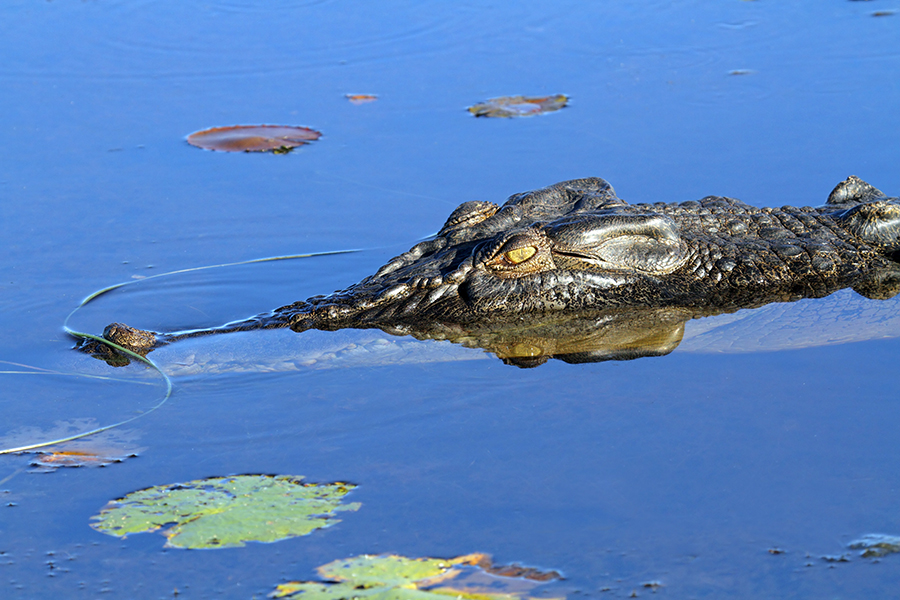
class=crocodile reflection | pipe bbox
[328,279,900,368]
[401,307,695,368]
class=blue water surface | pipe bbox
[1,1,899,598]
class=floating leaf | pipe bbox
[468,95,568,118]
[187,125,322,153]
[272,581,430,600]
[2,419,145,472]
[318,554,485,587]
[91,475,359,549]
[29,446,142,473]
[271,553,561,600]
[849,534,900,558]
[346,94,378,104]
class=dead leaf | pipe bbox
[468,95,568,118]
[187,125,322,153]
[346,94,378,104]
[1,419,144,473]
[29,447,141,472]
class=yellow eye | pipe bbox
[504,246,537,264]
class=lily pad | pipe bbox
[90,475,359,549]
[849,534,900,558]
[186,125,322,153]
[468,95,568,118]
[1,419,145,472]
[30,446,142,473]
[271,553,561,600]
[318,553,484,587]
[346,94,378,104]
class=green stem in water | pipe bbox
[1,248,360,455]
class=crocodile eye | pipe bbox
[479,232,554,279]
[505,246,537,264]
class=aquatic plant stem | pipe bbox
[0,333,171,455]
[0,249,360,456]
[73,250,360,306]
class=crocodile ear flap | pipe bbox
[834,202,900,253]
[827,175,900,254]
[547,213,687,275]
[597,230,687,275]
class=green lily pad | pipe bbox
[468,95,568,118]
[317,553,483,588]
[91,475,359,549]
[272,581,445,600]
[271,553,561,600]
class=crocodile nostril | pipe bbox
[103,323,157,350]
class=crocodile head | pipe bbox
[90,176,900,361]
[286,176,900,334]
[295,178,686,329]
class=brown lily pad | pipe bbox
[30,448,140,472]
[187,125,322,153]
[1,419,146,473]
[345,94,378,104]
[468,94,568,118]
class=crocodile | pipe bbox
[84,175,900,366]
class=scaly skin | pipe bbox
[92,175,900,355]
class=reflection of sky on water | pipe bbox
[1,1,899,597]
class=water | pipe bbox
[1,1,899,597]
